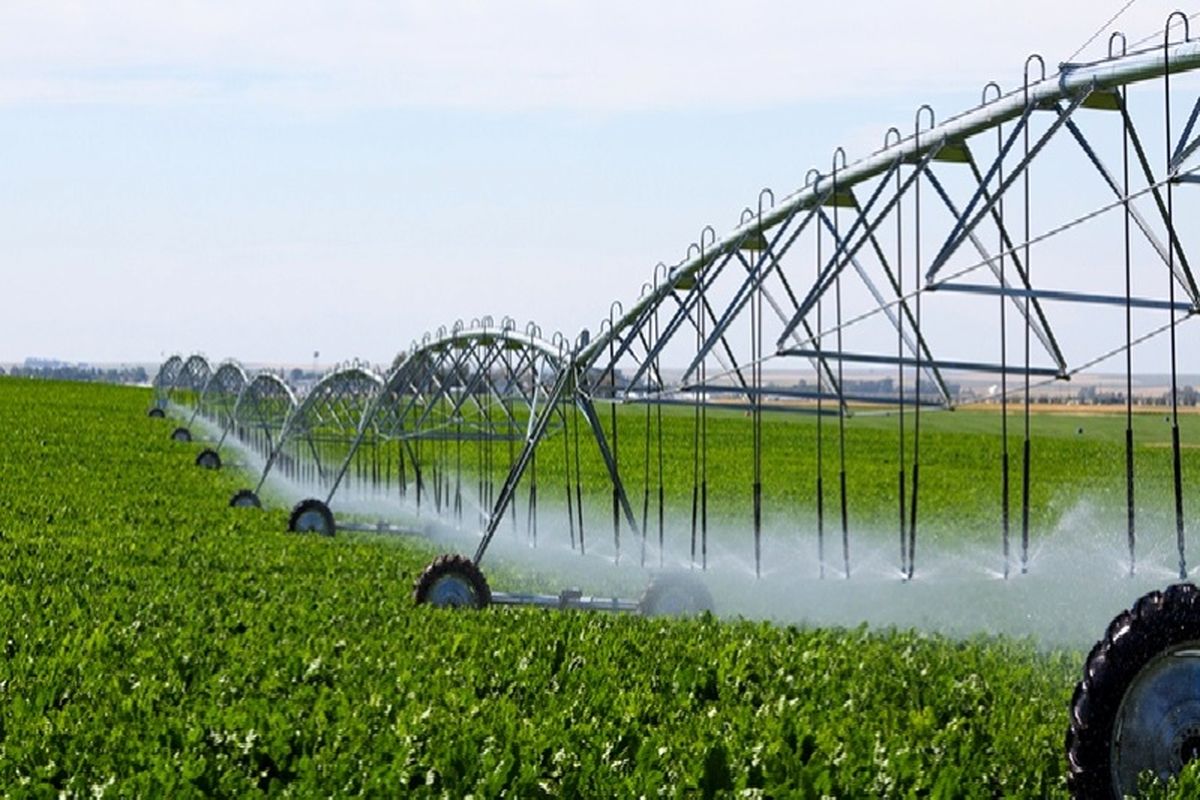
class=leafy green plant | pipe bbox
[3,378,1198,796]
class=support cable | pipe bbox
[994,84,1012,580]
[700,234,711,572]
[834,153,851,579]
[1165,20,1188,579]
[894,128,907,578]
[908,108,932,581]
[752,201,766,578]
[561,402,577,551]
[572,380,586,556]
[1119,31,1137,577]
[608,308,621,564]
[528,448,538,548]
[455,416,463,525]
[641,366,652,568]
[816,208,826,578]
[1021,59,1043,576]
[654,274,666,567]
[690,299,702,567]
[1065,0,1138,64]
[506,351,518,538]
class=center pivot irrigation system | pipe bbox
[147,16,1200,795]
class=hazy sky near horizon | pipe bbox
[3,1,1198,366]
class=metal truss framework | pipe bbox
[230,372,298,462]
[479,28,1200,580]
[151,355,184,409]
[189,360,247,439]
[156,354,298,453]
[250,364,385,496]
[156,19,1200,584]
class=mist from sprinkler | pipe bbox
[198,414,1186,648]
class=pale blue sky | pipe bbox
[1,1,1194,366]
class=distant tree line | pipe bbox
[968,385,1199,406]
[4,364,149,385]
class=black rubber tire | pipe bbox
[1067,582,1200,798]
[170,426,192,443]
[147,407,165,418]
[413,554,491,609]
[638,571,715,617]
[287,498,335,536]
[229,489,262,509]
[194,449,221,470]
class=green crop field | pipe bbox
[6,376,1200,796]
[574,400,1200,542]
[325,393,1200,567]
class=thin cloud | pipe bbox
[0,1,1187,112]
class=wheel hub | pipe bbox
[426,574,476,608]
[295,509,329,534]
[1172,723,1200,767]
[1112,647,1200,793]
[231,491,260,508]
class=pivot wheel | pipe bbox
[195,449,221,470]
[147,407,165,419]
[638,572,715,617]
[287,498,335,537]
[1068,583,1200,797]
[413,554,491,609]
[229,489,261,509]
[170,426,192,443]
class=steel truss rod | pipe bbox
[925,164,1066,372]
[621,212,817,393]
[631,285,756,399]
[614,285,711,395]
[641,229,848,410]
[417,354,492,430]
[640,397,840,417]
[679,200,825,381]
[617,246,742,379]
[456,341,530,431]
[933,282,1194,311]
[610,206,825,385]
[687,383,944,407]
[816,209,952,404]
[757,274,847,410]
[738,245,851,410]
[255,367,382,493]
[622,324,667,395]
[929,103,1036,276]
[391,431,527,442]
[412,343,511,434]
[785,154,915,342]
[581,41,1200,371]
[1170,95,1200,169]
[795,165,1194,362]
[1063,104,1200,305]
[379,357,455,435]
[382,328,565,440]
[784,147,951,349]
[1121,98,1200,302]
[928,90,1090,281]
[439,340,520,426]
[474,365,640,565]
[492,341,552,411]
[474,363,574,563]
[777,349,1062,378]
